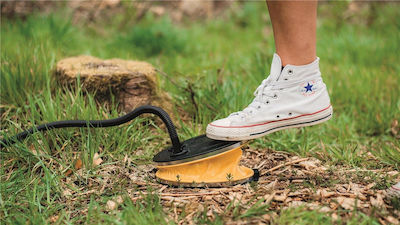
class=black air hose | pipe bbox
[0,105,182,154]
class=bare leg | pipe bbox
[206,1,332,141]
[267,1,317,66]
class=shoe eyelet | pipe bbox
[273,94,278,98]
[266,100,270,104]
[284,78,288,81]
[288,112,292,116]
[257,106,261,109]
[276,115,280,118]
[288,69,293,75]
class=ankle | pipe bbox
[276,48,316,66]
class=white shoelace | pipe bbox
[229,75,277,119]
[228,72,323,120]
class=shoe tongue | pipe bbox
[268,53,282,81]
[253,53,282,100]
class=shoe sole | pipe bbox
[206,105,333,141]
[386,186,400,199]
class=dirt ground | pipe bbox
[60,146,400,224]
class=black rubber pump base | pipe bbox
[153,135,241,166]
[0,104,258,187]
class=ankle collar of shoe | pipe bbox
[279,57,321,82]
[271,74,322,90]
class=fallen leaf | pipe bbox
[65,158,83,176]
[107,200,117,210]
[75,159,83,170]
[93,153,103,166]
[64,169,73,176]
[49,215,59,223]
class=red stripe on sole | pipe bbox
[209,105,332,128]
[392,186,400,191]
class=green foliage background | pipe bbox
[1,2,399,224]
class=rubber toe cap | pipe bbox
[208,118,232,127]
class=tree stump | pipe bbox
[55,55,174,116]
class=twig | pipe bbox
[130,191,222,197]
[160,192,220,197]
[261,158,309,176]
[186,83,199,115]
[178,211,196,225]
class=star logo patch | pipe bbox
[300,81,316,96]
[304,83,313,92]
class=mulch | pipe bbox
[61,146,400,224]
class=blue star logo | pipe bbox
[304,83,313,92]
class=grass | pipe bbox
[1,2,399,224]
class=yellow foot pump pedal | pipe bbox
[153,135,258,187]
[1,105,258,187]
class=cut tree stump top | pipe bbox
[55,55,174,115]
[56,55,157,93]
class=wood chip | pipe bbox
[63,189,72,197]
[317,189,336,198]
[370,193,384,208]
[274,191,288,202]
[264,191,276,205]
[386,216,399,225]
[298,160,319,170]
[335,197,356,210]
[115,195,124,204]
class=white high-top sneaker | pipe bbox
[386,182,400,199]
[206,53,333,141]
